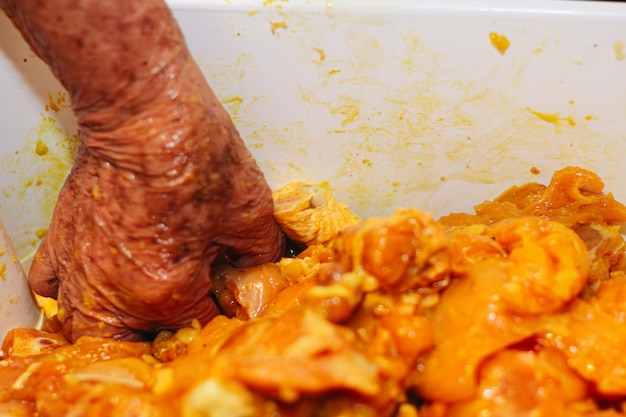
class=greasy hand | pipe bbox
[1,0,285,341]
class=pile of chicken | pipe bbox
[2,165,626,417]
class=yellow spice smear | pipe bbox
[489,32,510,55]
[527,107,575,126]
[270,20,287,35]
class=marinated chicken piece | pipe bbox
[1,328,68,358]
[177,307,424,416]
[498,166,626,227]
[277,244,334,284]
[591,272,626,323]
[152,308,402,417]
[538,299,626,396]
[439,166,626,229]
[412,221,624,405]
[576,223,626,296]
[207,182,359,321]
[273,182,360,246]
[151,321,201,362]
[411,258,544,403]
[210,263,288,319]
[259,283,310,318]
[331,208,450,293]
[445,224,506,274]
[209,245,334,320]
[286,208,451,329]
[412,217,588,402]
[188,309,381,401]
[439,200,526,228]
[0,336,155,417]
[433,349,589,417]
[0,0,285,341]
[489,217,590,314]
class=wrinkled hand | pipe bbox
[2,0,285,341]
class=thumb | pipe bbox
[225,217,286,268]
[27,239,59,299]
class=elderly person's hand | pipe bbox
[1,0,285,342]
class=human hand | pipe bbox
[2,0,285,341]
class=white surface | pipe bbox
[164,0,626,17]
[0,216,43,342]
[1,0,626,266]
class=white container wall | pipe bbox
[2,0,626,262]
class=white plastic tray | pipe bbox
[2,0,626,264]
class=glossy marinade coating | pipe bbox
[0,0,285,341]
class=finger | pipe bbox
[63,308,149,343]
[227,217,286,268]
[27,241,59,299]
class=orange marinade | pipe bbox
[2,166,626,417]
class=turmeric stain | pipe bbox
[299,87,312,103]
[333,104,360,127]
[530,110,559,123]
[489,32,510,55]
[527,107,575,126]
[46,93,60,113]
[614,40,626,61]
[0,262,5,280]
[35,139,49,156]
[35,228,48,239]
[221,96,244,116]
[2,112,76,258]
[317,180,332,189]
[221,96,244,106]
[313,47,326,62]
[270,20,288,35]
[44,91,69,113]
[530,166,541,175]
